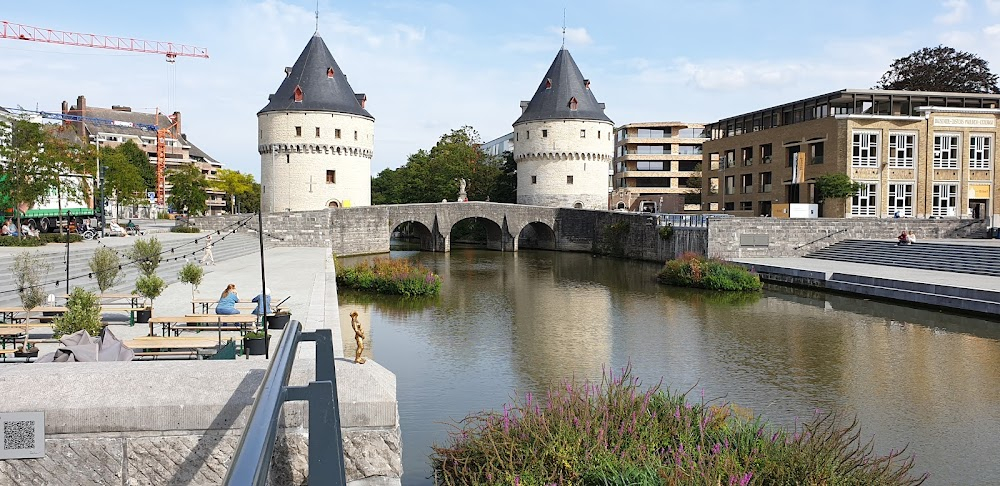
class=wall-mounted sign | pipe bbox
[933,117,996,128]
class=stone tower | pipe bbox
[513,48,613,209]
[258,34,374,212]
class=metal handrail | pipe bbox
[224,320,346,485]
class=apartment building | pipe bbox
[610,122,706,212]
[701,89,1000,221]
[62,95,226,216]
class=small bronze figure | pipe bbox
[351,311,366,364]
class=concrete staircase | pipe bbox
[0,232,263,308]
[803,239,1000,277]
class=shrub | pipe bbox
[170,225,200,233]
[336,257,441,296]
[178,261,204,299]
[128,237,162,276]
[0,236,44,247]
[658,253,762,291]
[13,252,49,351]
[40,233,83,244]
[431,365,926,485]
[658,224,674,240]
[89,247,123,293]
[52,287,102,338]
[600,220,631,257]
[135,274,166,306]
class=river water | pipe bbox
[337,247,1000,485]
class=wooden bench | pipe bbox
[124,336,221,359]
[148,315,258,339]
[132,350,201,360]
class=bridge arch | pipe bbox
[448,216,509,251]
[517,221,556,250]
[389,220,438,251]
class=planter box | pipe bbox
[267,313,290,329]
[136,309,152,324]
[243,336,270,355]
[14,349,39,360]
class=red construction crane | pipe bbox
[0,20,208,205]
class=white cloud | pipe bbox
[935,0,969,24]
[987,0,1000,14]
[985,24,1000,36]
[549,26,593,47]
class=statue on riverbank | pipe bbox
[457,178,468,202]
[351,311,367,364]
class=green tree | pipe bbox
[371,126,507,204]
[0,120,65,233]
[166,164,209,215]
[815,174,862,202]
[102,150,146,221]
[234,178,261,213]
[112,140,155,191]
[212,168,255,213]
[875,45,1000,94]
[490,152,517,203]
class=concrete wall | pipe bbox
[195,211,333,248]
[707,217,987,259]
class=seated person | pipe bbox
[1,221,9,236]
[125,219,140,235]
[215,284,240,315]
[907,231,917,244]
[251,287,272,316]
[897,231,909,246]
[20,224,38,238]
[108,221,127,236]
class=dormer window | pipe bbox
[545,78,552,89]
[569,97,578,111]
[584,79,591,89]
[294,85,303,102]
[327,67,335,78]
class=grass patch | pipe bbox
[658,253,762,292]
[336,256,441,296]
[431,365,926,485]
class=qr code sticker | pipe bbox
[4,421,35,450]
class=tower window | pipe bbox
[527,130,530,139]
[569,97,578,110]
[327,67,335,78]
[598,131,601,139]
[354,131,358,140]
[580,130,586,138]
[542,129,548,138]
[335,129,341,139]
[294,85,303,102]
[545,78,552,89]
[315,127,321,137]
[567,175,574,184]
[326,170,336,183]
[531,175,537,184]
[295,126,302,137]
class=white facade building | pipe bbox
[259,34,374,212]
[513,48,614,209]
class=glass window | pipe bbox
[580,130,586,138]
[809,142,824,164]
[740,174,753,193]
[567,175,574,184]
[295,126,302,137]
[542,129,548,138]
[635,145,669,154]
[760,143,773,163]
[724,175,735,195]
[677,127,703,138]
[932,183,958,216]
[970,135,992,170]
[636,161,665,171]
[759,172,772,193]
[531,175,537,184]
[887,183,913,217]
[326,170,336,184]
[851,182,877,216]
[933,133,960,169]
[740,201,753,211]
[888,132,915,168]
[335,128,341,139]
[636,128,669,138]
[852,131,879,167]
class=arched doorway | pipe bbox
[573,202,583,209]
[327,200,340,208]
[518,221,556,250]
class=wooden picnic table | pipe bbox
[190,299,288,316]
[124,336,222,359]
[148,314,258,339]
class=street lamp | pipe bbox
[92,135,106,237]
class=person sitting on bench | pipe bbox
[251,288,271,316]
[216,284,240,315]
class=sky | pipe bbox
[3,0,1000,179]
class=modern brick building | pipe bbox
[258,33,374,212]
[610,122,706,212]
[61,95,226,216]
[701,89,1000,222]
[513,48,614,209]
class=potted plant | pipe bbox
[266,309,291,330]
[13,342,38,359]
[12,251,49,357]
[242,329,270,356]
[178,261,204,299]
[52,287,102,339]
[89,247,124,293]
[134,274,165,323]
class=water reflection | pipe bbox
[337,248,1000,485]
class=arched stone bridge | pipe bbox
[331,202,563,254]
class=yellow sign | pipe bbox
[969,185,991,199]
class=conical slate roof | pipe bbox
[259,34,373,119]
[514,48,611,125]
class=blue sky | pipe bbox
[2,0,1000,178]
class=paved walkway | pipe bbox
[7,245,336,359]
